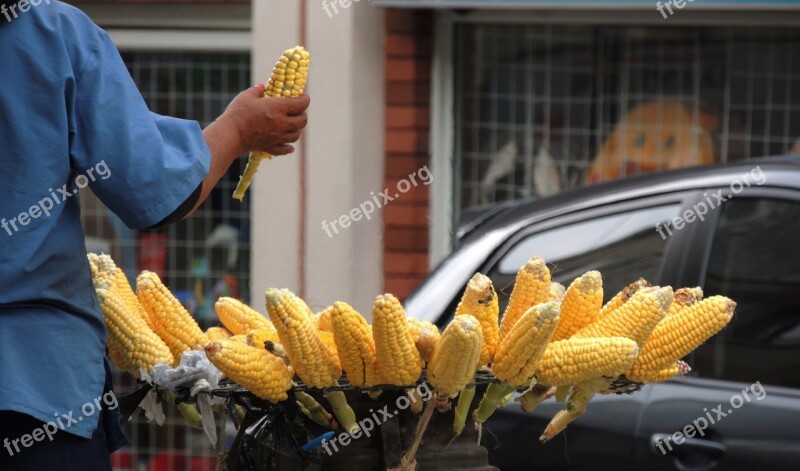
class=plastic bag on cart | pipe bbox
[223,404,322,471]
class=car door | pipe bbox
[634,188,800,471]
[476,195,694,471]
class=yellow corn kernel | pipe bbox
[455,273,500,365]
[428,315,483,397]
[329,302,379,387]
[493,302,560,387]
[628,296,735,381]
[206,326,233,341]
[315,306,334,332]
[96,284,174,375]
[215,297,276,335]
[598,278,651,319]
[265,288,341,388]
[551,271,603,341]
[372,293,423,386]
[246,327,281,349]
[407,318,441,363]
[205,339,294,403]
[535,337,638,386]
[233,46,311,200]
[498,256,552,341]
[91,254,156,330]
[549,282,566,302]
[667,287,703,317]
[572,286,672,347]
[136,271,208,361]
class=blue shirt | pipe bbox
[0,2,210,438]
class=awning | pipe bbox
[372,0,800,9]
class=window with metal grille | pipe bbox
[80,51,251,471]
[455,25,800,218]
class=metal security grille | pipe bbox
[79,52,251,471]
[455,24,800,214]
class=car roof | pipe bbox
[460,156,800,243]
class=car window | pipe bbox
[693,198,800,388]
[488,204,680,315]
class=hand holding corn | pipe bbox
[232,46,311,200]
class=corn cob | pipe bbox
[372,294,423,386]
[407,318,441,363]
[265,288,341,388]
[455,273,500,365]
[498,256,551,340]
[493,302,560,386]
[95,281,174,376]
[667,287,703,317]
[428,315,483,397]
[206,326,233,341]
[204,339,294,402]
[315,306,334,332]
[215,297,275,335]
[229,334,249,344]
[598,278,651,319]
[551,271,603,341]
[90,254,156,330]
[535,337,638,386]
[136,271,208,360]
[638,360,691,383]
[627,296,735,381]
[572,286,672,347]
[549,282,566,302]
[330,301,380,387]
[233,46,310,200]
[87,253,100,277]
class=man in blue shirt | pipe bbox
[0,2,309,469]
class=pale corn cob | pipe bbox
[498,256,551,340]
[407,317,441,363]
[455,273,500,366]
[549,282,566,302]
[551,271,603,341]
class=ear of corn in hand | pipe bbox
[232,46,310,200]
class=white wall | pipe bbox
[251,0,385,318]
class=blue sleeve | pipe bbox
[68,28,211,230]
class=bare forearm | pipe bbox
[190,116,244,213]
